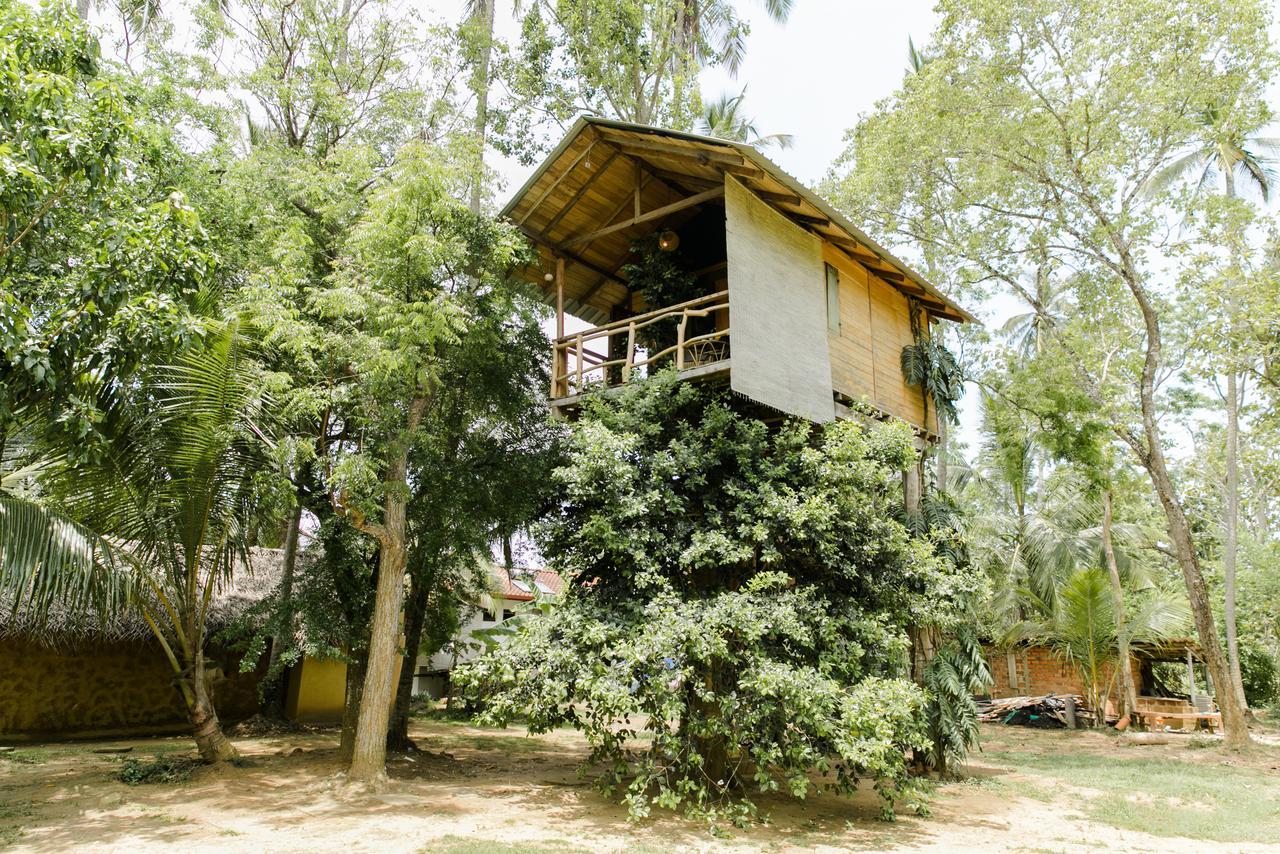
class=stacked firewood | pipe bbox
[976,694,1095,728]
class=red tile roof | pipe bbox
[491,567,564,602]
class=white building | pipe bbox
[412,566,563,699]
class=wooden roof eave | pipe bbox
[501,117,975,326]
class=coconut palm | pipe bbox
[1007,566,1189,726]
[1001,271,1073,359]
[0,321,275,762]
[675,0,795,77]
[697,88,793,150]
[905,36,931,76]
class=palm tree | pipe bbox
[1001,271,1073,359]
[905,36,931,76]
[676,0,795,77]
[697,88,793,150]
[1143,98,1279,714]
[1008,566,1188,726]
[0,322,275,762]
[900,321,963,490]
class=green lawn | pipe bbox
[982,747,1280,844]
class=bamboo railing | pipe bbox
[552,291,730,399]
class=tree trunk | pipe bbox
[936,416,949,493]
[467,0,496,214]
[1143,452,1249,746]
[387,573,430,751]
[187,648,239,763]
[1102,490,1138,718]
[76,0,90,20]
[1116,246,1250,748]
[339,646,368,764]
[263,501,303,718]
[347,396,428,783]
[1223,369,1249,714]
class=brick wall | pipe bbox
[984,644,1139,699]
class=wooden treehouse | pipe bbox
[502,117,972,437]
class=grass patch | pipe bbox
[983,750,1280,843]
[428,733,553,755]
[117,755,203,785]
[951,774,1053,803]
[0,800,33,848]
[0,748,57,765]
[419,836,590,854]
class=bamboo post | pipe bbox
[623,322,635,381]
[555,256,565,339]
[676,313,688,370]
[550,342,560,398]
[575,333,584,391]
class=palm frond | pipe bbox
[1139,149,1209,199]
[0,497,136,625]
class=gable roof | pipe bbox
[490,567,564,602]
[502,116,974,326]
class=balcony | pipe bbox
[551,291,730,403]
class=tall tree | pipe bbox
[314,143,528,783]
[1143,99,1279,714]
[697,88,793,149]
[833,0,1274,747]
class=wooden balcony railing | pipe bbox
[552,291,730,399]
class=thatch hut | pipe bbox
[0,549,283,741]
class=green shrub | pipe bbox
[457,376,980,822]
[117,755,202,785]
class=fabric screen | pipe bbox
[724,176,834,423]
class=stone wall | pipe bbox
[0,637,264,741]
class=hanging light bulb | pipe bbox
[657,229,680,251]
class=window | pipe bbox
[511,578,532,594]
[825,263,841,332]
[534,580,554,594]
[502,609,516,621]
[481,608,496,622]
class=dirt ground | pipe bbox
[2,719,1279,853]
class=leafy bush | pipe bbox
[117,755,202,785]
[1240,646,1278,708]
[457,374,980,821]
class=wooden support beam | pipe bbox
[596,132,745,166]
[828,235,880,261]
[633,160,642,218]
[748,187,803,206]
[599,137,765,179]
[647,167,721,191]
[555,256,565,338]
[789,212,831,227]
[578,275,610,306]
[516,139,597,226]
[517,225,628,286]
[538,149,621,239]
[561,186,725,249]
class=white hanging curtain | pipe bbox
[724,176,835,423]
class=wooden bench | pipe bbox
[1131,709,1221,733]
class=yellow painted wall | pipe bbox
[285,656,347,724]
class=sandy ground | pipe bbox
[2,720,1279,853]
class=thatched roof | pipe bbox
[0,547,286,649]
